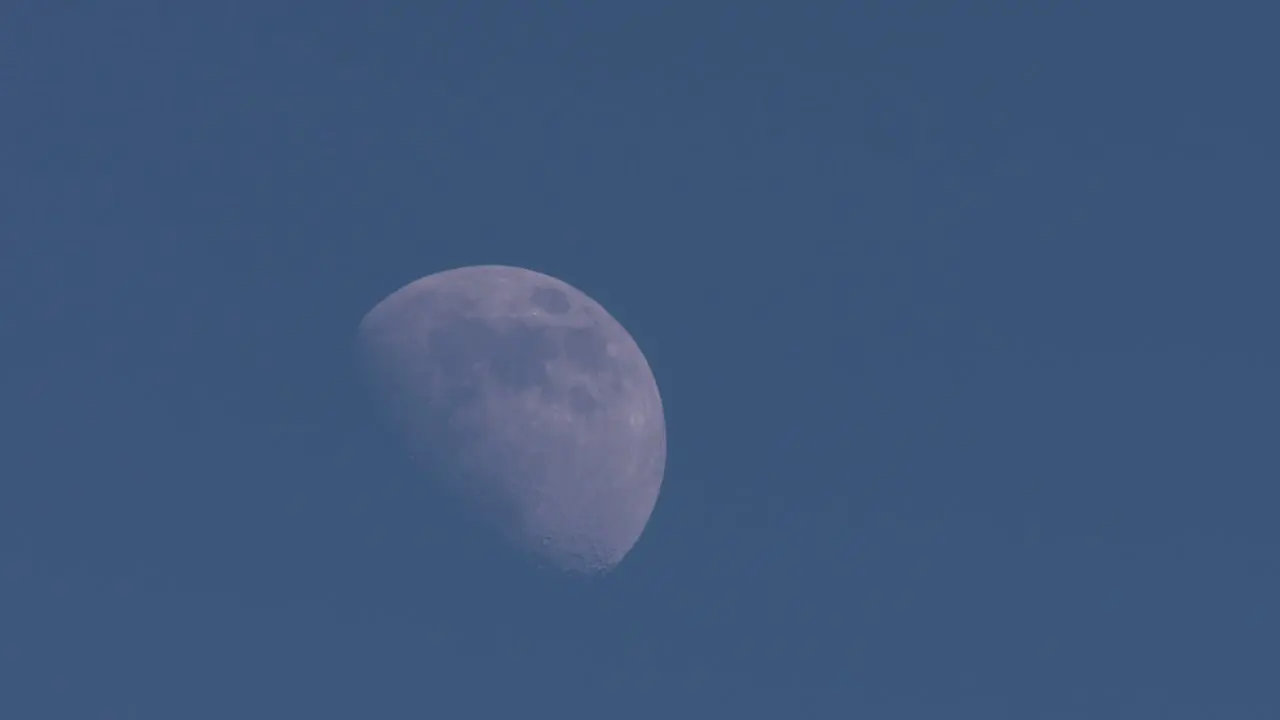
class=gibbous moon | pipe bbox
[356,265,666,575]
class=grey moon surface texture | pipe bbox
[356,265,667,575]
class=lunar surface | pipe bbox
[356,265,666,575]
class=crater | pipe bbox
[566,386,599,415]
[530,287,572,314]
[562,326,608,370]
[428,318,559,393]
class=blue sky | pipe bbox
[2,3,1277,717]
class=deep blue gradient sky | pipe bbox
[2,3,1277,717]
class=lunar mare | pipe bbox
[357,265,666,575]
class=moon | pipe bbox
[356,265,667,575]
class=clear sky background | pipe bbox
[2,3,1277,718]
